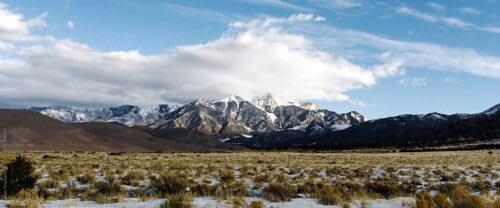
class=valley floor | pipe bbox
[2,150,499,207]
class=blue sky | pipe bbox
[0,0,500,119]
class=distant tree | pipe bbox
[0,155,37,196]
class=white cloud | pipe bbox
[0,41,14,51]
[238,0,310,11]
[399,77,427,86]
[0,13,403,107]
[396,6,437,22]
[314,16,326,22]
[441,17,473,28]
[296,23,500,79]
[308,0,362,9]
[67,21,74,29]
[396,6,497,32]
[287,13,326,22]
[288,13,314,21]
[0,3,48,41]
[460,7,480,15]
[443,76,457,84]
[427,2,445,11]
[164,4,232,23]
[478,27,500,34]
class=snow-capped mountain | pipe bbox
[482,103,500,116]
[226,102,500,149]
[251,94,322,112]
[30,104,175,126]
[29,94,365,137]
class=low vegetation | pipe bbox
[0,150,498,207]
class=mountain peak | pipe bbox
[251,94,322,112]
[218,95,245,104]
[483,103,500,116]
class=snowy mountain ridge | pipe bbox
[29,94,364,137]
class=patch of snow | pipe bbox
[267,112,277,122]
[288,124,308,131]
[242,134,253,138]
[330,124,351,131]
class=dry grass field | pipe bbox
[1,150,500,207]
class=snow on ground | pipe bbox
[0,198,165,208]
[0,197,415,208]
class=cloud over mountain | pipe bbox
[0,6,399,107]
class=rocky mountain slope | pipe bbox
[30,94,365,138]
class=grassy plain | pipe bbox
[2,150,500,207]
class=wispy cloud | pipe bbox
[396,6,437,22]
[478,27,500,34]
[427,2,445,11]
[441,17,473,28]
[308,0,362,9]
[396,6,499,33]
[238,0,310,11]
[460,7,481,15]
[399,78,427,87]
[164,4,232,23]
[443,76,458,84]
[294,22,500,80]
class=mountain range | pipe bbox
[30,94,365,139]
[20,95,500,151]
[240,103,500,149]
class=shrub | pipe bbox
[262,183,297,202]
[448,186,487,208]
[1,155,38,196]
[231,197,247,208]
[364,181,400,199]
[151,174,189,195]
[415,191,434,208]
[317,185,342,205]
[162,194,193,208]
[192,183,212,196]
[492,199,500,208]
[93,181,124,195]
[76,173,95,184]
[433,193,450,208]
[122,171,145,186]
[249,200,265,208]
[214,181,250,199]
[220,171,235,183]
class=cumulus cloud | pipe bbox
[0,41,14,51]
[0,10,402,107]
[0,3,48,41]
